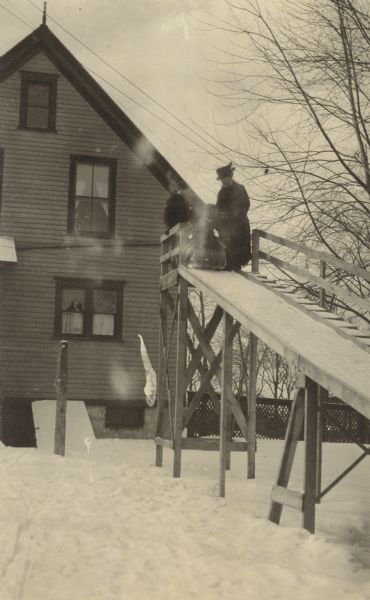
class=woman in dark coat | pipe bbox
[215,162,251,271]
[164,178,193,231]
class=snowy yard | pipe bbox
[0,437,369,600]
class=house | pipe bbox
[0,21,192,444]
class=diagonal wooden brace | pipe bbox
[187,302,247,438]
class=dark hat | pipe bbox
[216,162,235,180]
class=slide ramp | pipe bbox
[179,265,370,419]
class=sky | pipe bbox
[0,0,243,203]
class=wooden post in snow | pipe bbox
[303,377,319,533]
[316,260,327,501]
[247,332,258,479]
[173,277,188,478]
[54,340,68,456]
[219,311,233,497]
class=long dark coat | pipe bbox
[216,180,251,269]
[164,192,192,230]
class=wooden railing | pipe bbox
[159,223,192,291]
[252,229,370,315]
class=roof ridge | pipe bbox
[0,24,203,202]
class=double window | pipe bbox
[55,278,124,340]
[68,156,116,237]
[19,71,58,132]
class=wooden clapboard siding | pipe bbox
[0,49,167,413]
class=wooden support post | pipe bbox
[219,311,233,497]
[247,332,258,479]
[303,377,319,533]
[319,260,326,309]
[155,291,168,467]
[315,386,327,502]
[173,277,188,478]
[225,412,233,471]
[269,385,305,525]
[316,260,327,499]
[252,229,260,273]
[54,340,68,456]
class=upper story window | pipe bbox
[19,71,58,132]
[68,156,116,237]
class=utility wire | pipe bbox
[0,2,218,179]
[24,0,224,158]
[116,91,218,191]
[86,64,220,157]
[0,3,33,30]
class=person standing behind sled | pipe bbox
[164,178,193,231]
[215,162,251,271]
[185,204,226,270]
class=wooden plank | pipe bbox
[259,251,370,314]
[319,260,326,308]
[251,229,260,272]
[187,301,248,437]
[184,304,223,392]
[303,377,319,533]
[184,334,222,423]
[316,386,327,502]
[155,291,168,467]
[173,277,188,478]
[184,351,222,425]
[160,270,178,291]
[181,438,247,451]
[271,485,304,511]
[160,246,180,264]
[248,273,370,354]
[154,436,174,449]
[219,311,233,498]
[54,340,68,456]
[184,321,239,426]
[256,229,370,283]
[247,332,258,479]
[269,385,305,524]
[160,223,181,243]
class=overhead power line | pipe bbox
[0,3,33,30]
[0,1,217,191]
[24,0,224,158]
[86,64,220,157]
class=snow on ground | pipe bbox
[0,438,369,600]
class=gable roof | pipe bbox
[0,24,186,191]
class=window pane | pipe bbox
[74,198,92,231]
[93,314,114,335]
[62,312,83,334]
[61,288,85,334]
[92,200,109,232]
[93,289,117,313]
[26,106,49,129]
[93,164,109,198]
[76,163,93,196]
[28,83,50,107]
[62,288,85,311]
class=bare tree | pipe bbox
[201,0,370,321]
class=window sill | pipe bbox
[66,231,115,240]
[18,126,58,134]
[53,334,124,343]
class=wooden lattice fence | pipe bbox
[186,393,370,443]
